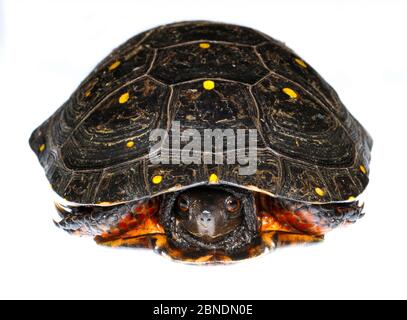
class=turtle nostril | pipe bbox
[199,216,212,223]
[198,210,214,225]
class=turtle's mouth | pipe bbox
[187,228,235,242]
[181,224,240,246]
[176,215,243,245]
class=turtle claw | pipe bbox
[54,202,72,219]
[52,202,133,236]
[53,216,85,235]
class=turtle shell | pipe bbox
[29,21,372,205]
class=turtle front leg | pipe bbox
[271,199,365,236]
[54,197,163,249]
[54,203,131,236]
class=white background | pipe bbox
[0,0,406,300]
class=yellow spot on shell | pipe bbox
[97,201,114,206]
[108,60,121,71]
[152,175,163,184]
[209,173,219,184]
[360,165,367,174]
[39,144,46,152]
[282,87,298,99]
[126,141,135,148]
[294,58,307,68]
[85,90,91,97]
[348,196,356,201]
[199,43,211,49]
[203,80,215,91]
[315,187,325,197]
[119,92,129,104]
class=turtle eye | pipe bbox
[177,195,190,213]
[225,196,241,214]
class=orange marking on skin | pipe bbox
[275,232,323,246]
[118,221,128,230]
[256,193,331,236]
[152,234,167,247]
[260,232,275,248]
[192,255,214,263]
[287,215,299,225]
[98,198,162,242]
[260,212,295,233]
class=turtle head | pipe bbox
[160,186,258,252]
[174,187,244,243]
